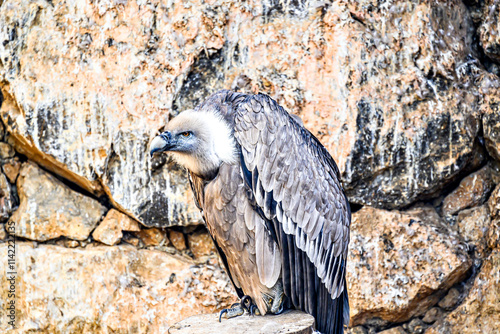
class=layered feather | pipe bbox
[233,93,351,334]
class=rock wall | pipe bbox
[0,0,499,333]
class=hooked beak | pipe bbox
[150,132,173,157]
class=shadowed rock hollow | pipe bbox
[0,0,500,333]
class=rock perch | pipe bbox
[168,310,315,334]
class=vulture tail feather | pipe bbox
[314,261,349,334]
[279,226,292,302]
[295,231,305,310]
[304,246,316,315]
[287,233,299,307]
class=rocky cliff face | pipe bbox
[0,0,499,333]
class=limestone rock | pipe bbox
[489,160,500,184]
[482,85,500,162]
[488,183,500,219]
[437,288,461,311]
[123,234,140,247]
[347,327,368,334]
[64,239,80,248]
[422,307,443,324]
[407,318,425,334]
[224,0,487,209]
[0,171,14,222]
[426,249,500,334]
[442,166,494,216]
[188,230,216,258]
[456,205,491,257]
[487,218,500,250]
[168,310,315,334]
[0,0,217,227]
[487,185,500,249]
[135,227,167,247]
[347,206,472,325]
[2,158,21,183]
[0,0,492,224]
[479,0,500,61]
[378,327,406,334]
[92,209,140,246]
[0,242,236,333]
[0,223,5,240]
[0,142,14,160]
[169,230,187,251]
[9,162,107,241]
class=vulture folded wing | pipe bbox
[234,93,351,334]
[201,162,282,301]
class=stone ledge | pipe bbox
[168,310,315,334]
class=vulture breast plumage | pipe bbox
[150,90,350,334]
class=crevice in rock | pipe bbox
[50,165,110,208]
[6,145,113,213]
[416,262,482,331]
[350,12,366,27]
[463,0,500,76]
[172,48,226,115]
[349,202,363,214]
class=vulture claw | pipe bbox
[241,295,254,312]
[249,304,260,316]
[218,309,227,323]
[218,302,245,322]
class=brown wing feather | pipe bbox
[233,93,350,334]
[196,162,282,309]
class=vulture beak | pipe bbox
[150,132,173,157]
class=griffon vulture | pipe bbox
[150,90,350,334]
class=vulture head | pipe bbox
[150,109,238,178]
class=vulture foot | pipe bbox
[219,295,260,322]
[270,292,286,314]
[218,302,245,322]
[242,295,261,316]
[265,282,287,314]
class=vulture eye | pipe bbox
[180,131,191,138]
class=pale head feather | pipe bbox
[166,109,237,177]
